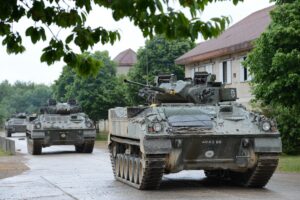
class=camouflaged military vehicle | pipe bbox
[108,72,282,190]
[26,99,96,155]
[4,113,27,137]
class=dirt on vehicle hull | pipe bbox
[108,73,282,190]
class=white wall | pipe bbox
[116,66,132,75]
[99,119,109,132]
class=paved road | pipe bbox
[0,133,300,200]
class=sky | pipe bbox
[0,0,274,85]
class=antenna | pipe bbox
[146,52,149,86]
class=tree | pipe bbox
[52,51,127,120]
[0,0,241,75]
[126,35,195,104]
[0,81,52,127]
[244,1,300,154]
[0,81,13,127]
[52,66,77,99]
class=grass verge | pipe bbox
[96,132,108,141]
[278,155,300,173]
[0,149,10,157]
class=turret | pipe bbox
[40,99,82,114]
[125,72,237,105]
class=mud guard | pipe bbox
[31,131,45,139]
[254,138,282,153]
[141,137,172,154]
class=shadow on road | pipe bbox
[159,177,273,193]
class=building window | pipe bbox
[219,60,231,84]
[243,66,248,81]
[222,61,227,83]
[240,56,252,82]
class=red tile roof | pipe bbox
[175,6,274,65]
[113,48,137,67]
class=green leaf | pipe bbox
[0,22,10,36]
[0,0,246,76]
[155,0,164,12]
[39,27,46,41]
[66,34,74,44]
[63,52,77,66]
[2,33,25,54]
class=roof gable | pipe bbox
[176,6,274,65]
[113,48,137,66]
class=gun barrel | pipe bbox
[124,79,166,93]
[124,79,147,87]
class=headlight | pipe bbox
[153,123,162,132]
[86,121,93,128]
[34,123,41,129]
[262,121,271,132]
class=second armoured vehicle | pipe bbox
[4,113,27,137]
[26,99,96,155]
[108,72,282,190]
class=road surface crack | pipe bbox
[40,176,79,200]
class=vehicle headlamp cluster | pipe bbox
[34,123,41,129]
[85,121,93,128]
[148,122,163,133]
[261,121,271,132]
[153,123,162,132]
[251,113,276,132]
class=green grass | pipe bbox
[96,132,108,141]
[278,155,300,173]
[0,149,10,156]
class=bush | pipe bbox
[244,2,300,154]
[275,106,300,154]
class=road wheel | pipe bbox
[124,156,129,180]
[128,157,135,182]
[138,159,144,185]
[82,140,95,153]
[116,154,121,177]
[111,143,165,190]
[133,158,140,184]
[27,137,42,155]
[120,155,125,179]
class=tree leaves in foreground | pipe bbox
[52,51,127,121]
[0,81,52,127]
[126,35,195,104]
[245,1,300,154]
[0,0,242,76]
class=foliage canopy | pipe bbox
[52,51,127,120]
[245,1,300,154]
[0,0,242,75]
[0,81,52,127]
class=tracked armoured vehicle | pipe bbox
[26,99,96,155]
[108,72,282,190]
[4,113,27,137]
